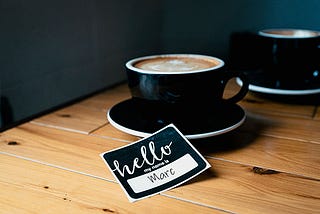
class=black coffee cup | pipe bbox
[256,28,320,90]
[125,54,248,116]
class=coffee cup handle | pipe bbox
[222,71,249,103]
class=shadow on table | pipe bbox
[180,112,275,185]
[191,112,273,153]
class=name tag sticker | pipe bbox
[100,124,211,202]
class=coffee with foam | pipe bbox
[125,54,249,107]
[134,56,219,72]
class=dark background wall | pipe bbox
[1,0,320,130]
[162,0,320,60]
[0,0,164,130]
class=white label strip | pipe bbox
[127,154,198,193]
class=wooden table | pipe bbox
[1,80,320,213]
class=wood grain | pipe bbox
[30,84,130,134]
[193,130,320,180]
[224,79,316,118]
[314,106,320,120]
[239,93,316,119]
[2,120,319,182]
[0,123,126,180]
[0,154,221,214]
[31,104,107,134]
[77,84,131,112]
[2,80,319,214]
[241,112,320,144]
[2,123,319,213]
[2,136,319,213]
[164,158,320,214]
[90,123,140,143]
[90,114,320,179]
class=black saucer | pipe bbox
[107,99,246,139]
[236,77,320,105]
[242,70,320,91]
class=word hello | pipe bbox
[112,141,173,177]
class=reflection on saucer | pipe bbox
[107,99,246,139]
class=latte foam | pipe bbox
[134,56,219,72]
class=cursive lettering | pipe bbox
[147,168,176,183]
[112,141,173,177]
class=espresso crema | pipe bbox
[134,56,219,72]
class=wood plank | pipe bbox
[240,92,316,118]
[164,158,320,214]
[90,123,140,143]
[193,129,320,180]
[31,104,107,134]
[0,154,221,214]
[91,115,320,179]
[77,84,131,112]
[1,124,319,213]
[31,84,130,134]
[2,79,319,214]
[224,79,316,118]
[314,106,320,120]
[1,121,319,183]
[241,112,320,144]
[0,123,127,180]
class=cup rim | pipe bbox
[258,28,320,39]
[126,54,225,75]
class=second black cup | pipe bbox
[257,28,320,90]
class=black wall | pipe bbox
[1,0,164,130]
